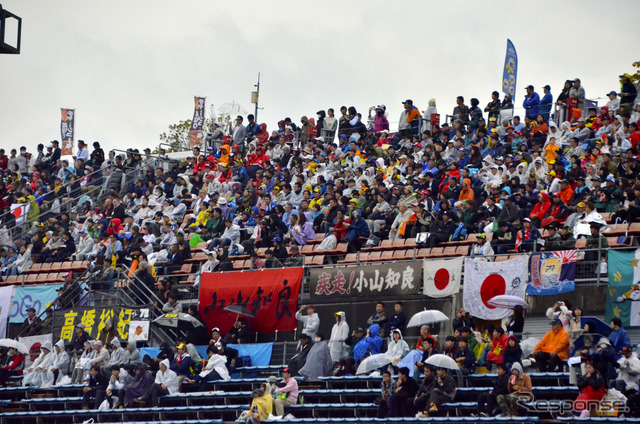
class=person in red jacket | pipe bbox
[0,347,25,386]
[486,327,509,371]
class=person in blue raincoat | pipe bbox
[344,210,370,245]
[354,324,383,362]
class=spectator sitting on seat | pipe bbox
[0,347,24,387]
[534,318,570,372]
[386,330,410,368]
[22,341,54,387]
[135,359,179,407]
[613,345,640,395]
[366,302,389,338]
[389,366,419,417]
[106,338,126,372]
[209,327,222,346]
[487,326,508,371]
[497,362,532,417]
[592,337,617,387]
[609,318,631,353]
[100,366,132,409]
[574,361,606,417]
[454,338,476,376]
[161,291,183,314]
[124,363,154,408]
[169,343,192,383]
[503,336,523,372]
[342,327,365,375]
[124,341,141,368]
[426,210,457,248]
[377,370,397,418]
[415,324,438,350]
[244,385,273,424]
[287,333,313,376]
[196,345,230,389]
[81,365,109,409]
[49,339,70,385]
[223,317,250,344]
[273,367,299,417]
[425,367,457,416]
[443,335,458,358]
[415,338,439,376]
[476,362,509,417]
[263,248,282,269]
[284,245,304,267]
[471,233,494,257]
[295,304,320,338]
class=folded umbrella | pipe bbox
[152,313,203,329]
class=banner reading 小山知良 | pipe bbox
[308,261,421,302]
[199,268,303,334]
[189,96,206,147]
[52,306,150,342]
[60,108,75,155]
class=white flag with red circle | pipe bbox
[423,257,463,298]
[463,255,529,320]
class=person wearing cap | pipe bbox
[540,193,569,228]
[90,340,110,369]
[619,73,637,111]
[613,345,640,394]
[398,99,422,138]
[273,367,299,416]
[21,306,43,337]
[169,343,192,383]
[73,229,95,261]
[517,218,541,253]
[533,318,570,372]
[542,223,561,251]
[539,84,553,121]
[471,233,494,257]
[584,221,608,263]
[296,304,320,339]
[341,327,365,375]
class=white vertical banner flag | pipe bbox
[463,256,528,320]
[0,286,15,338]
[423,257,463,298]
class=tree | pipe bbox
[628,61,640,83]
[158,119,192,152]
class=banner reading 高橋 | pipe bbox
[199,268,303,334]
[527,250,577,296]
[189,96,206,147]
[60,108,75,156]
[10,284,63,324]
[308,261,421,302]
[502,39,518,99]
[52,306,150,342]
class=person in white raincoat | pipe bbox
[136,359,179,406]
[196,345,230,388]
[385,329,410,366]
[107,339,127,371]
[329,311,350,363]
[23,341,55,387]
[50,339,71,385]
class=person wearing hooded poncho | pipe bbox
[135,358,179,407]
[123,341,141,368]
[299,334,333,380]
[353,324,383,363]
[106,338,127,372]
[196,345,230,390]
[49,339,71,385]
[287,334,313,376]
[72,341,95,384]
[23,341,55,387]
[386,330,410,367]
[124,363,153,407]
[329,312,350,363]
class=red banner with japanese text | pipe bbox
[199,268,303,334]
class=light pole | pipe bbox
[251,72,262,122]
[0,4,22,54]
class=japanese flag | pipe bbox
[10,203,29,225]
[463,255,529,320]
[423,257,463,298]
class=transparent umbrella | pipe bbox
[217,102,248,118]
[407,310,450,328]
[356,353,393,375]
[488,295,528,309]
[0,338,29,354]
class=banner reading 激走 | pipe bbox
[309,261,421,302]
[189,96,206,147]
[199,267,303,334]
[60,108,75,155]
[52,306,150,342]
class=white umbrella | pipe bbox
[520,337,541,359]
[424,354,458,370]
[217,102,248,118]
[356,353,393,375]
[407,310,449,328]
[0,338,29,354]
[488,295,528,309]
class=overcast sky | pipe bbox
[2,1,639,154]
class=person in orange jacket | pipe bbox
[533,318,570,372]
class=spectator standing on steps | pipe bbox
[295,305,319,339]
[367,302,389,338]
